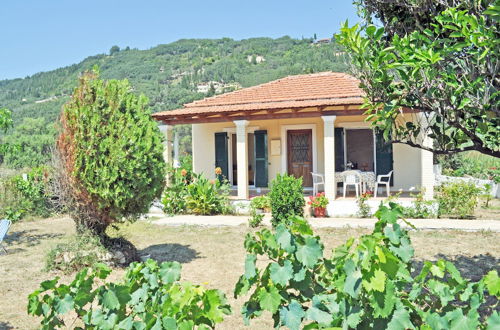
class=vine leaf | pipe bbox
[258,286,282,314]
[295,237,322,268]
[270,261,294,286]
[279,300,305,330]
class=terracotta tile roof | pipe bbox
[153,72,365,120]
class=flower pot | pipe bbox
[313,207,326,217]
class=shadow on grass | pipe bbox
[414,253,500,282]
[413,253,500,319]
[0,321,14,330]
[140,243,201,264]
[4,229,63,251]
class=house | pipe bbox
[153,72,434,215]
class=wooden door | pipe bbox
[214,132,229,181]
[287,129,313,187]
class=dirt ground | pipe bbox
[1,217,499,330]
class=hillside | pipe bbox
[0,36,348,168]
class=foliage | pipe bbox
[269,174,305,226]
[0,37,348,168]
[1,117,57,168]
[28,259,231,329]
[248,209,265,228]
[401,191,438,219]
[57,70,165,236]
[0,107,13,160]
[161,167,192,215]
[45,232,109,273]
[185,173,232,215]
[0,166,53,221]
[307,192,329,209]
[234,202,500,329]
[250,194,271,211]
[338,1,499,157]
[439,152,500,183]
[356,192,372,218]
[436,181,482,218]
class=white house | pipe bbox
[153,72,434,215]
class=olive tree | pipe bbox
[337,0,499,157]
[57,70,165,260]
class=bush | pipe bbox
[29,260,231,329]
[269,174,304,226]
[56,69,165,262]
[185,173,232,215]
[356,192,372,218]
[162,167,192,215]
[0,166,53,221]
[235,203,500,329]
[436,181,482,218]
[250,194,271,211]
[401,190,437,219]
[439,152,500,183]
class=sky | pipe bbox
[0,0,359,80]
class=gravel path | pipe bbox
[149,213,500,232]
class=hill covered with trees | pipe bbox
[0,36,348,168]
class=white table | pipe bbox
[335,171,376,193]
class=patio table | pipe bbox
[335,170,376,193]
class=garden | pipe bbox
[0,62,499,328]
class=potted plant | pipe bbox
[308,192,329,217]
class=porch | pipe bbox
[153,72,434,216]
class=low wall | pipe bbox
[434,175,499,198]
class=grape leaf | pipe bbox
[279,300,305,330]
[270,260,293,286]
[258,286,282,314]
[296,237,323,268]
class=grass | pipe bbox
[1,216,499,329]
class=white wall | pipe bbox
[392,143,422,191]
[192,117,425,192]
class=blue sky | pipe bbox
[0,0,359,80]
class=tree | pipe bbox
[337,0,499,157]
[109,45,120,55]
[0,108,13,163]
[2,117,56,168]
[57,69,165,261]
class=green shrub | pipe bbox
[162,167,192,215]
[0,166,53,221]
[235,203,500,329]
[269,174,304,226]
[28,260,231,329]
[57,69,165,237]
[436,181,482,218]
[401,190,438,219]
[185,173,232,215]
[439,152,500,183]
[45,232,108,273]
[248,209,265,228]
[356,192,372,218]
[250,194,271,211]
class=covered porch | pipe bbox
[153,72,434,215]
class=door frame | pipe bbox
[281,124,318,176]
[223,126,260,186]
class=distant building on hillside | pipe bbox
[196,81,241,94]
[314,38,332,45]
[247,55,266,64]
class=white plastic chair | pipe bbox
[374,170,393,197]
[342,170,362,198]
[310,172,324,196]
[0,219,11,254]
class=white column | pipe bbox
[322,116,337,202]
[234,120,249,200]
[173,131,180,168]
[420,133,434,200]
[162,125,173,184]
